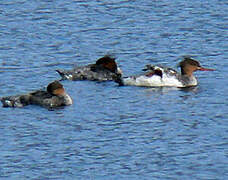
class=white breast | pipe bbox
[64,94,73,105]
[123,73,185,87]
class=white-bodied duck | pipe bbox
[115,57,214,87]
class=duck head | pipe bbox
[47,81,65,96]
[95,55,120,74]
[179,57,214,76]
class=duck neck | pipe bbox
[181,67,194,77]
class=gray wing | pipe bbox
[57,64,119,81]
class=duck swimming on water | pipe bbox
[1,81,72,108]
[56,55,122,82]
[115,57,214,88]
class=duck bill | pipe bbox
[198,67,215,71]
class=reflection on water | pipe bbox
[0,0,227,179]
[142,86,199,98]
[180,86,199,93]
[144,86,179,93]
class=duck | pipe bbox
[56,55,122,81]
[115,57,214,87]
[1,81,72,108]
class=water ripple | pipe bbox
[0,0,227,179]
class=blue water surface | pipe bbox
[0,0,227,179]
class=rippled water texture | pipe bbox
[0,0,227,179]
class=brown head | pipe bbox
[95,55,118,73]
[47,81,65,96]
[179,57,214,76]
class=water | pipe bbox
[0,0,227,179]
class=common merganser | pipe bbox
[1,81,72,108]
[115,57,214,87]
[56,55,122,81]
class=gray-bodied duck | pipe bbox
[1,81,72,108]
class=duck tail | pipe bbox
[1,95,30,107]
[56,69,65,77]
[56,69,68,80]
[1,97,15,107]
